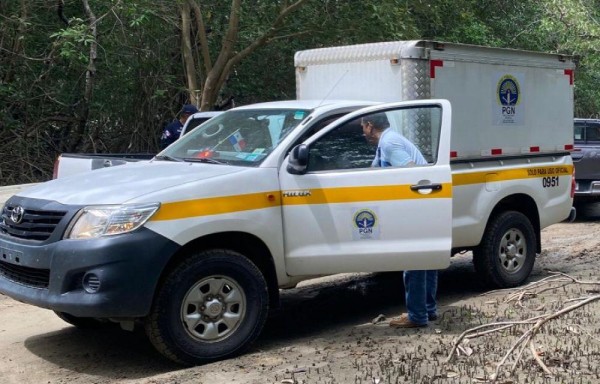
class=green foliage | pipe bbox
[51,19,95,62]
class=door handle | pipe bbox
[410,183,442,191]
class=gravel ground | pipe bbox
[1,185,599,384]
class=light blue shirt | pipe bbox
[372,129,428,167]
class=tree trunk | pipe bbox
[198,0,309,111]
[181,1,199,107]
[72,0,98,152]
[2,0,28,84]
[199,0,241,111]
[188,0,212,75]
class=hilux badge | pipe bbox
[10,206,24,224]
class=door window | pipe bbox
[306,106,442,172]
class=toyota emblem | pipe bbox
[10,206,25,224]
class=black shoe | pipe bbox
[428,313,438,321]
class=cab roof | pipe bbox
[232,99,380,113]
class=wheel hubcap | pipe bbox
[181,276,246,343]
[499,228,526,274]
[204,299,224,316]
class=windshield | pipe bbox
[161,108,310,165]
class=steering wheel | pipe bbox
[202,124,224,138]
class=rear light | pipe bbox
[571,168,576,199]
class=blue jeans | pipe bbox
[403,270,438,325]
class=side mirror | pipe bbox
[287,144,309,175]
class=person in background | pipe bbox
[361,112,438,328]
[160,104,199,149]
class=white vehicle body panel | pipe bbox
[21,161,246,205]
[280,100,452,274]
[450,155,573,247]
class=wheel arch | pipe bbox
[157,232,280,309]
[486,193,541,253]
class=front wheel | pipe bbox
[473,211,536,288]
[144,249,269,365]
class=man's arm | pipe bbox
[383,148,413,167]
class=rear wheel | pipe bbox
[144,249,268,365]
[473,211,536,288]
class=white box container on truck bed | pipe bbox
[295,40,574,159]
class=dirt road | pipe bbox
[1,186,600,383]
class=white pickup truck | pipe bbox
[0,41,575,365]
[53,111,221,179]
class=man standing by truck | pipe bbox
[362,113,427,167]
[361,112,438,328]
[160,104,199,149]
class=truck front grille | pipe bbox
[0,260,50,288]
[0,205,66,241]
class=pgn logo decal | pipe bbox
[497,75,520,109]
[493,73,524,126]
[352,209,380,240]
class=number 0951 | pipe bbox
[542,176,559,188]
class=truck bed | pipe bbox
[53,111,222,179]
[54,153,155,179]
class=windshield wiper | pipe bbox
[183,157,225,164]
[154,154,183,162]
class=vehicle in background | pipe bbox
[180,111,223,136]
[572,118,600,205]
[53,111,222,179]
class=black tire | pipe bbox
[54,311,112,329]
[473,211,536,288]
[144,249,269,366]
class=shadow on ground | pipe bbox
[24,325,180,380]
[257,254,485,346]
[573,201,600,221]
[22,256,486,378]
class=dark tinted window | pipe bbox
[182,117,212,136]
[587,123,600,141]
[575,121,600,143]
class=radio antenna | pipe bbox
[317,69,349,107]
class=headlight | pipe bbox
[66,203,160,239]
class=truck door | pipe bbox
[279,100,452,275]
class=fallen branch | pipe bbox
[501,295,600,379]
[529,340,552,376]
[447,272,600,382]
[445,319,539,362]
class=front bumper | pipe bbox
[0,198,179,318]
